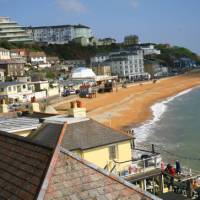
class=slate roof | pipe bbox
[29,123,63,148]
[30,119,133,150]
[44,147,159,200]
[0,122,160,200]
[0,81,26,88]
[0,131,53,200]
[62,119,133,150]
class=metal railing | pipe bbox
[110,154,162,177]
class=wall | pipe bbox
[48,87,59,97]
[0,51,10,60]
[78,140,132,173]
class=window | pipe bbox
[109,145,118,160]
[8,86,12,92]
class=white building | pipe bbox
[97,38,116,46]
[0,69,5,82]
[0,16,32,43]
[0,48,10,60]
[90,54,109,64]
[140,43,161,56]
[25,24,92,44]
[63,59,86,70]
[28,51,47,64]
[0,81,33,102]
[108,49,147,80]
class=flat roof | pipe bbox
[0,117,41,133]
[26,24,90,29]
[42,115,90,124]
[0,81,27,87]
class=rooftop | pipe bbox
[0,47,9,52]
[30,118,133,151]
[0,121,160,200]
[0,59,26,64]
[0,130,53,199]
[26,24,90,29]
[0,117,41,133]
[29,51,46,57]
[0,81,27,88]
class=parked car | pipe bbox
[62,89,76,97]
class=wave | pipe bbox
[133,87,199,143]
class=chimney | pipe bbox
[68,101,86,118]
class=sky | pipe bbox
[0,0,200,54]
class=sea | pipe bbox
[134,86,200,171]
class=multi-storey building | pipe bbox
[90,53,109,64]
[140,43,161,56]
[0,16,32,43]
[25,24,92,44]
[91,49,146,80]
[28,51,47,64]
[0,60,25,78]
[91,63,111,76]
[108,49,146,80]
[98,38,116,46]
[0,48,10,60]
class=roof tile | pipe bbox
[0,131,53,200]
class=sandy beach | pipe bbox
[55,71,200,132]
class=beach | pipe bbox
[55,71,200,132]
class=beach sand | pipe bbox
[55,72,200,132]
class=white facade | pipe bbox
[0,17,32,43]
[0,69,5,82]
[141,44,161,56]
[0,82,33,102]
[90,54,109,64]
[0,48,10,60]
[108,50,146,80]
[28,52,47,65]
[25,24,92,44]
[30,56,47,64]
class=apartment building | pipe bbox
[0,60,25,78]
[140,43,161,56]
[90,53,109,64]
[25,24,92,44]
[0,16,32,43]
[108,49,146,80]
[0,48,10,60]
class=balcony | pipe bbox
[107,148,162,182]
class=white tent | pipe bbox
[71,67,96,79]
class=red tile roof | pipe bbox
[43,147,160,200]
[0,122,161,200]
[0,131,53,200]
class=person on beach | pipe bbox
[175,160,181,174]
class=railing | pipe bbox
[111,154,162,177]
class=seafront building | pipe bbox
[25,24,92,44]
[0,16,32,43]
[91,49,147,81]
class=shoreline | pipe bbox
[55,72,200,135]
[133,86,200,142]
